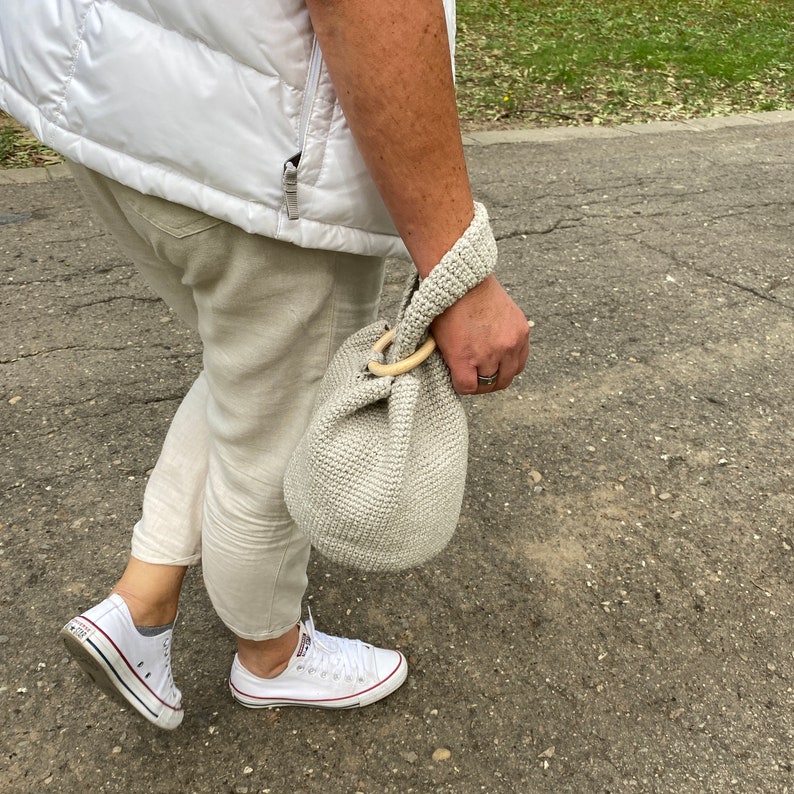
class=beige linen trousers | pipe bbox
[70,164,385,640]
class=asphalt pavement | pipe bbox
[2,112,793,793]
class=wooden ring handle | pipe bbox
[367,328,437,377]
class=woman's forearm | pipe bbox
[305,0,474,276]
[305,0,530,394]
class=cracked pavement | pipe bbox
[1,114,793,792]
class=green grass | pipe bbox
[0,112,63,168]
[2,1,794,166]
[456,0,794,127]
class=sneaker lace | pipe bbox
[300,609,372,684]
[161,635,178,696]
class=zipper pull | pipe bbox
[282,39,323,223]
[282,153,301,220]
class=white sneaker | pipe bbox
[60,594,184,730]
[229,613,407,709]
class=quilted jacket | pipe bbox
[0,0,456,258]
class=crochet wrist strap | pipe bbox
[391,202,497,360]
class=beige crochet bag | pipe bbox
[284,203,497,571]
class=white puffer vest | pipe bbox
[0,0,456,259]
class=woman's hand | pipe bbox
[431,275,530,394]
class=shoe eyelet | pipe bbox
[333,674,341,681]
[345,675,353,682]
[320,671,328,679]
[308,667,316,675]
[296,664,305,672]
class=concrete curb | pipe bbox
[1,111,793,186]
[0,161,71,186]
[461,109,794,146]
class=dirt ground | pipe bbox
[1,114,793,792]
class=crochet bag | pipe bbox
[284,203,497,571]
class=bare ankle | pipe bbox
[237,625,300,679]
[110,558,186,627]
[111,587,178,628]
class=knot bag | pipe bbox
[284,203,497,571]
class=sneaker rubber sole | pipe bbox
[61,617,184,730]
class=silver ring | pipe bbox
[477,372,499,386]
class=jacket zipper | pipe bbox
[282,38,324,220]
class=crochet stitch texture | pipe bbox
[284,203,497,571]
